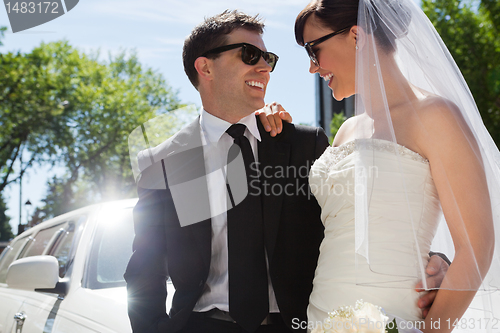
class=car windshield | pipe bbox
[85,207,135,289]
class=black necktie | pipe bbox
[225,124,269,332]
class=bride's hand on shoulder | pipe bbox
[415,254,449,318]
[255,102,292,137]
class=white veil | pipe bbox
[352,0,500,327]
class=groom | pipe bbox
[124,10,447,333]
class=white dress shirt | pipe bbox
[193,108,279,313]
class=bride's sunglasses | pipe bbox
[304,26,351,67]
[202,43,279,72]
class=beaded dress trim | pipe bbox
[322,139,429,170]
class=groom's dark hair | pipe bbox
[183,10,265,89]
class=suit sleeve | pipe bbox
[124,162,171,332]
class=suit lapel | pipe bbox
[167,117,212,270]
[257,120,290,263]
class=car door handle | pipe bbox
[14,312,26,326]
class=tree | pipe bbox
[1,41,184,219]
[34,108,194,220]
[0,194,14,241]
[330,112,347,144]
[0,41,81,194]
[422,0,500,145]
[50,46,181,209]
[0,26,6,46]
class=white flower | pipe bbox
[312,300,390,333]
[353,301,389,333]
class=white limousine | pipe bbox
[0,199,173,333]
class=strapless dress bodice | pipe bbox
[308,139,442,327]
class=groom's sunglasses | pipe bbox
[202,43,279,72]
[304,26,351,67]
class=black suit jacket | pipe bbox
[124,116,330,332]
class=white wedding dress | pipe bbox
[308,139,442,328]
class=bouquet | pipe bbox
[311,300,398,333]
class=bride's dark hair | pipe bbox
[295,0,411,53]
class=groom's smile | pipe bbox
[245,80,266,91]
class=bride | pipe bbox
[262,0,500,331]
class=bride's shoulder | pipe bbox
[414,95,475,158]
[415,96,468,133]
[418,95,460,114]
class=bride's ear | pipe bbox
[351,26,366,51]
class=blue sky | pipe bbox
[2,0,320,122]
[1,0,420,234]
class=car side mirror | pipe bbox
[6,255,59,290]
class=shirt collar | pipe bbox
[200,108,262,144]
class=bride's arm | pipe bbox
[417,100,494,332]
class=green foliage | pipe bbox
[34,176,92,221]
[385,319,399,333]
[0,41,184,219]
[330,112,347,144]
[0,194,14,241]
[0,41,77,194]
[422,0,500,146]
[53,47,181,210]
[0,27,6,46]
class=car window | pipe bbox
[23,224,63,258]
[50,216,86,278]
[0,247,8,262]
[0,236,31,283]
[85,207,135,289]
